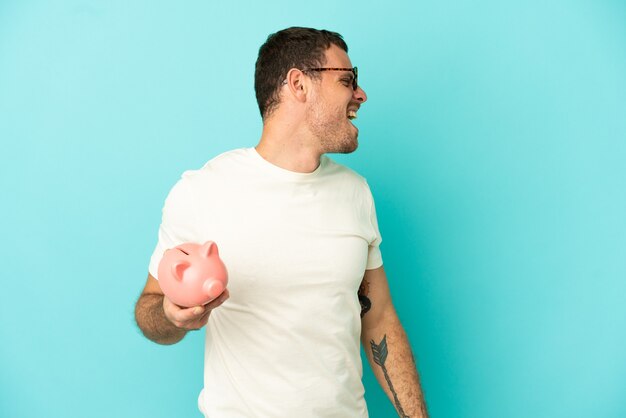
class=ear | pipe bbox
[200,241,218,258]
[171,261,190,281]
[285,68,309,102]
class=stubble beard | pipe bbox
[306,104,359,155]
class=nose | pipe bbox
[353,85,367,103]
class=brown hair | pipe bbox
[254,27,348,119]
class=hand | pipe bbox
[163,289,230,330]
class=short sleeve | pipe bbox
[148,175,200,279]
[365,186,383,270]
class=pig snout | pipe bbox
[202,279,225,301]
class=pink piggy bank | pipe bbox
[157,241,228,308]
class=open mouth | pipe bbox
[347,109,357,120]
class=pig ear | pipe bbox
[171,261,190,281]
[200,241,218,258]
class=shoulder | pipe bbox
[159,148,251,214]
[201,148,253,169]
[176,148,252,185]
[321,156,371,192]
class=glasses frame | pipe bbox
[302,67,358,91]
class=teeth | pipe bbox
[347,110,357,120]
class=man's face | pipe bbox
[305,44,368,154]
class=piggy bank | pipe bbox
[157,241,228,307]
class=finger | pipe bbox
[187,292,227,329]
[180,292,228,321]
[190,311,212,329]
[204,289,230,310]
[165,299,207,323]
[180,305,208,320]
[204,288,229,305]
[183,305,213,329]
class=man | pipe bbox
[135,27,428,417]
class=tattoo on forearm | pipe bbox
[370,335,410,418]
[358,279,371,318]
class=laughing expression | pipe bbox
[305,45,368,154]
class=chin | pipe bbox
[318,125,359,154]
[336,137,358,154]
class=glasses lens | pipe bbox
[353,67,358,90]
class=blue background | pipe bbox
[1,1,625,417]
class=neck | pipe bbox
[255,117,322,173]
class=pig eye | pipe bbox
[177,248,189,255]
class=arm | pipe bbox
[359,266,429,418]
[134,273,229,345]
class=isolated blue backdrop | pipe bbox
[1,1,625,417]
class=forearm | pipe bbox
[134,293,188,345]
[361,310,428,418]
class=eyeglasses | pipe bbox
[302,67,359,91]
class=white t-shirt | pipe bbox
[148,148,383,417]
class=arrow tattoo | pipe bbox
[370,335,410,418]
